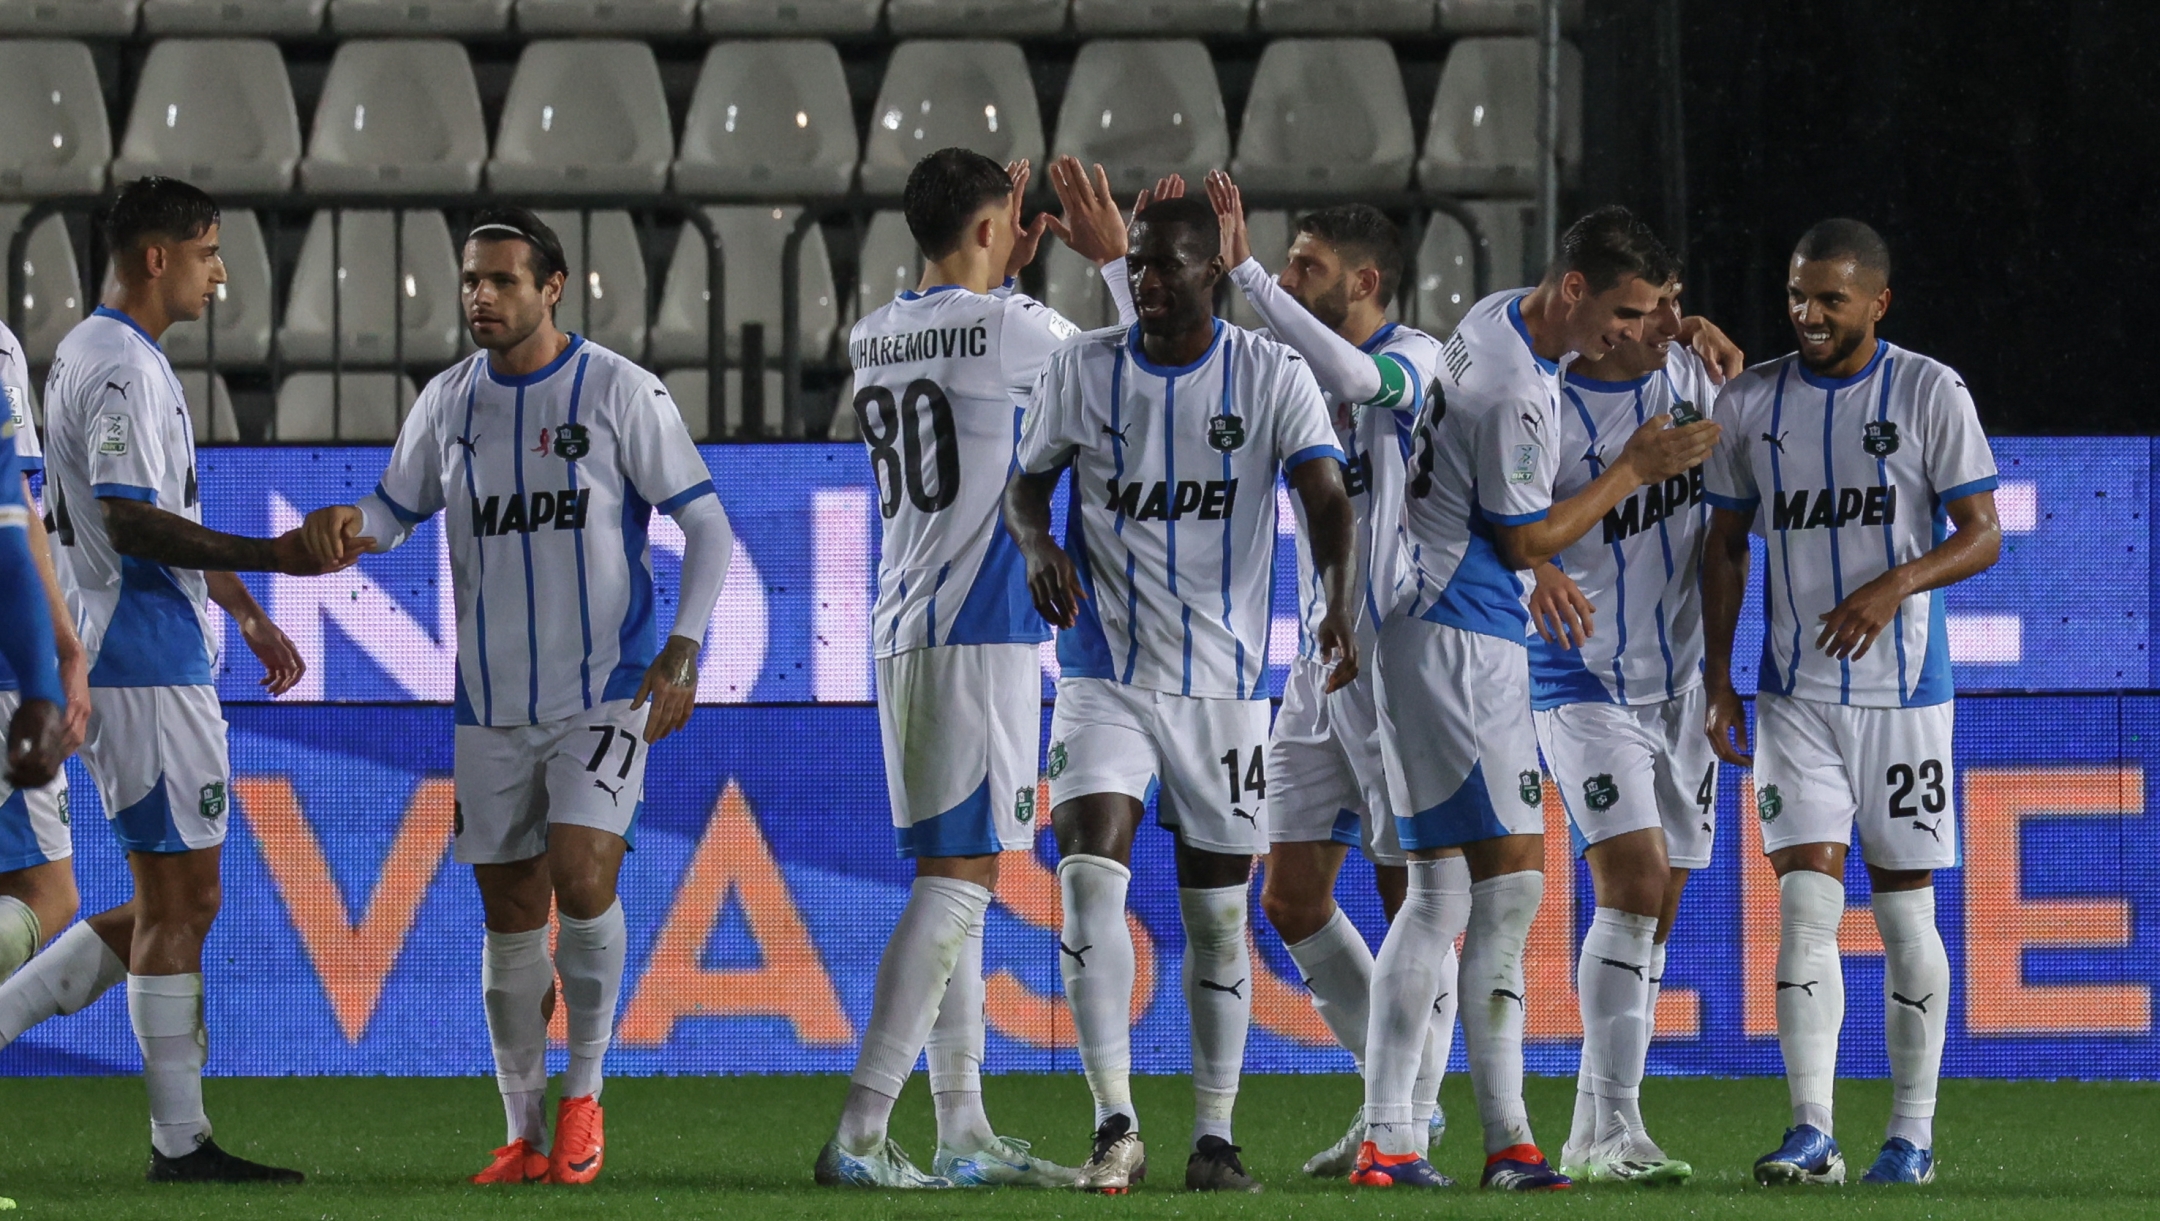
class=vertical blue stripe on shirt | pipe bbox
[513,383,541,723]
[1768,365,1805,695]
[1875,361,1911,701]
[1650,369,1685,696]
[925,561,952,648]
[1821,384,1850,702]
[1220,345,1242,698]
[459,371,493,724]
[1566,388,1627,700]
[1110,351,1143,685]
[1161,359,1188,695]
[565,353,595,709]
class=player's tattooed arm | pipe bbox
[1287,456,1360,692]
[1815,489,2000,662]
[633,634,700,744]
[206,571,307,696]
[1700,507,1754,766]
[1004,466,1086,629]
[101,497,361,576]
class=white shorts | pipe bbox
[1753,694,1957,871]
[0,690,71,871]
[1534,687,1718,870]
[81,684,230,854]
[1267,658,1403,866]
[453,699,650,865]
[1376,617,1545,852]
[1047,677,1272,856]
[877,643,1041,858]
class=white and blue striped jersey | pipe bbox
[0,319,46,695]
[360,336,718,727]
[1530,349,1721,709]
[849,285,1077,658]
[1397,290,1565,643]
[1275,322,1441,658]
[42,307,217,687]
[1017,321,1341,699]
[1703,340,1997,708]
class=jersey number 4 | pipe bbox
[855,378,959,519]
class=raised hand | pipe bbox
[1003,158,1051,278]
[1203,170,1252,268]
[1044,156,1129,267]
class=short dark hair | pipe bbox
[903,148,1013,260]
[1551,205,1677,294]
[1794,218,1891,284]
[1295,205,1404,302]
[466,205,567,287]
[103,177,219,256]
[1132,195,1220,260]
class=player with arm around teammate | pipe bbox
[1701,220,2000,1189]
[301,207,736,1187]
[1005,196,1359,1194]
[815,148,1140,1190]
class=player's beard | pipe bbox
[1294,279,1352,332]
[1799,322,1869,374]
[471,306,544,354]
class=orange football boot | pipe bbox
[471,1139,550,1184]
[547,1095,605,1184]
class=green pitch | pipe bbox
[3,1074,2155,1219]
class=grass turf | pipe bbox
[2,1074,2154,1219]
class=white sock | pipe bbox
[839,875,992,1152]
[128,973,210,1158]
[1578,907,1657,1141]
[1179,884,1250,1147]
[1411,942,1459,1154]
[1059,855,1137,1132]
[1284,906,1373,1070]
[1574,936,1667,1154]
[1461,870,1543,1155]
[555,899,626,1102]
[1363,856,1471,1155]
[0,921,127,1044]
[0,895,39,981]
[928,902,996,1152]
[1648,939,1667,1023]
[1776,870,1846,1137]
[1875,887,1947,1150]
[483,926,554,1148]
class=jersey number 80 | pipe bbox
[855,378,959,519]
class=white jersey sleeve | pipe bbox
[617,371,717,513]
[999,292,1083,404]
[1919,365,1997,502]
[361,374,454,550]
[0,321,36,470]
[1016,338,1096,476]
[1703,384,1761,513]
[1477,388,1559,526]
[1268,354,1341,467]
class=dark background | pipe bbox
[1586,0,2159,434]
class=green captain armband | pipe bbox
[1364,354,1412,409]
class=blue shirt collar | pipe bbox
[1565,369,1653,393]
[485,334,584,388]
[1506,295,1560,374]
[1357,321,1400,354]
[897,283,970,301]
[1126,319,1225,378]
[1796,339,1888,390]
[92,305,162,349]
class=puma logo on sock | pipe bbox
[1597,957,1647,979]
[1059,942,1091,968]
[1491,988,1525,1007]
[1199,978,1246,999]
[1892,991,1933,1013]
[1433,992,1450,1013]
[1777,980,1818,996]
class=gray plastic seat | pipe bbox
[141,0,322,30]
[514,0,692,33]
[1438,0,1579,33]
[1222,210,1286,331]
[1256,0,1431,33]
[0,0,139,34]
[1071,0,1248,32]
[0,206,83,363]
[674,40,855,198]
[0,41,110,196]
[1459,197,1529,288]
[698,0,876,32]
[1419,36,1581,196]
[329,0,508,29]
[661,367,786,440]
[279,210,463,367]
[1052,40,1229,194]
[534,209,647,360]
[179,370,240,442]
[275,372,416,441]
[488,40,672,195]
[859,40,1044,194]
[112,39,300,192]
[853,210,920,321]
[651,207,837,371]
[302,40,486,193]
[1042,239,1115,332]
[1232,39,1414,193]
[887,0,1064,35]
[160,209,271,366]
[1412,208,1473,337]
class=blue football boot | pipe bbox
[1860,1138,1935,1185]
[1753,1125,1845,1186]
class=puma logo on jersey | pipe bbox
[1760,430,1788,452]
[1771,485,1898,531]
[471,489,592,536]
[455,433,481,454]
[592,779,622,804]
[1199,978,1246,999]
[104,380,130,399]
[1101,423,1131,443]
[1602,469,1705,543]
[1105,477,1238,522]
[1519,411,1542,433]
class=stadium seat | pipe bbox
[1412,207,1473,336]
[1231,39,1415,194]
[488,40,672,195]
[650,206,837,371]
[535,208,648,360]
[661,367,786,440]
[887,0,1064,35]
[279,209,463,367]
[673,40,856,198]
[0,206,83,363]
[141,0,323,32]
[698,0,883,33]
[1051,40,1230,193]
[1457,196,1530,288]
[160,208,272,366]
[0,40,110,196]
[853,210,920,321]
[1437,0,1581,34]
[274,372,416,441]
[0,0,139,35]
[1255,0,1431,34]
[301,39,488,194]
[1041,239,1115,331]
[1419,36,1581,196]
[514,0,693,34]
[1222,209,1285,331]
[1070,0,1248,33]
[178,369,241,442]
[858,41,1044,194]
[329,0,509,31]
[112,39,301,192]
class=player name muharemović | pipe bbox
[849,323,991,369]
